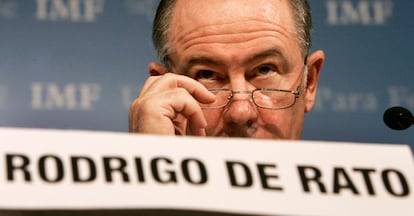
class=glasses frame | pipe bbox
[201,87,302,110]
[201,63,307,110]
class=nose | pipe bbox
[227,90,254,107]
[222,90,259,136]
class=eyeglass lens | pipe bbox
[199,89,296,109]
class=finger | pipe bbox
[130,88,208,135]
[129,96,178,134]
[189,128,206,136]
[160,88,208,132]
[130,73,216,135]
[138,75,163,97]
[144,73,216,104]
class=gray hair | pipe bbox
[152,0,312,69]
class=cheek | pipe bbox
[259,107,303,139]
[286,100,306,139]
[260,109,290,130]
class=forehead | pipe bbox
[170,0,296,41]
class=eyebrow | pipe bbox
[244,48,286,65]
[181,48,287,75]
[181,57,224,75]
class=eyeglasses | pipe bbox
[200,87,302,110]
[200,65,307,110]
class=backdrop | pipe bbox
[0,0,413,150]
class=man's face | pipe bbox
[167,0,317,139]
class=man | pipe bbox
[129,0,324,139]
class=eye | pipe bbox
[195,70,216,80]
[255,65,275,76]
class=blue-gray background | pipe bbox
[0,0,413,150]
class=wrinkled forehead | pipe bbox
[170,0,296,39]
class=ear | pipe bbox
[304,50,325,112]
[148,62,169,76]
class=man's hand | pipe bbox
[129,72,215,136]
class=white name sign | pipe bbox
[0,128,413,216]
